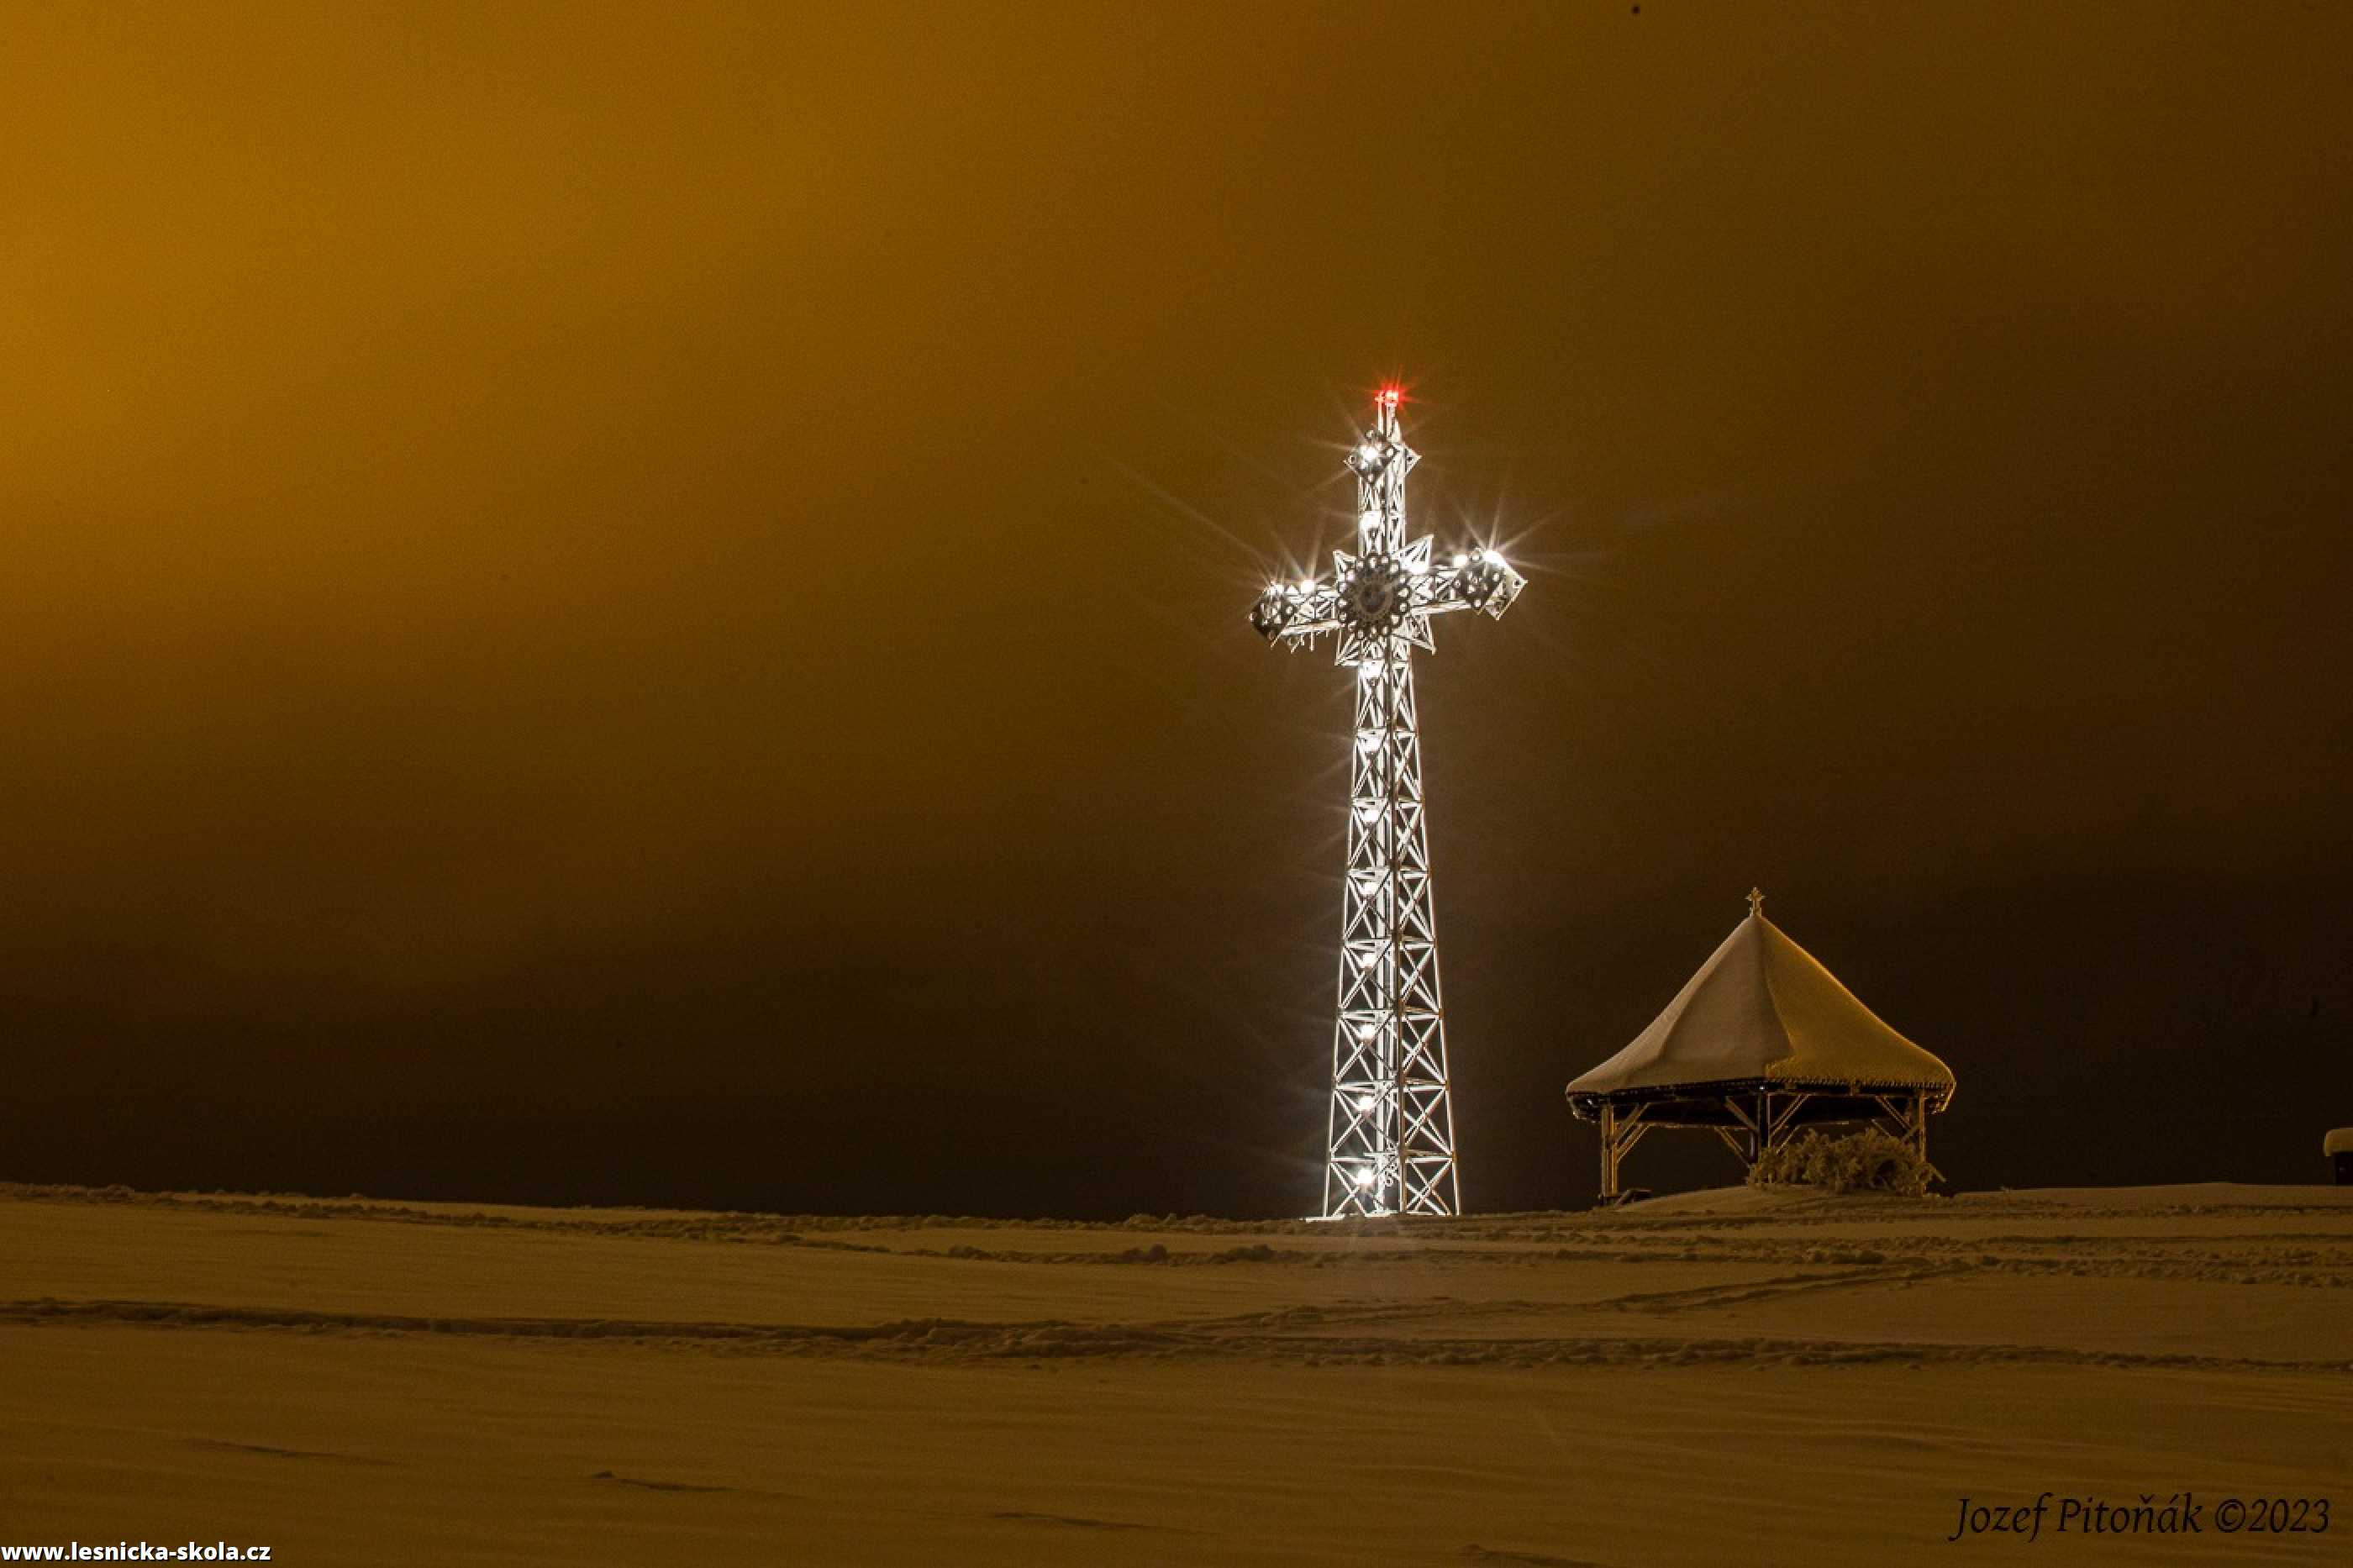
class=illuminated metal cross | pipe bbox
[1249,387,1525,1217]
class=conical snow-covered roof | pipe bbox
[1568,897,1955,1099]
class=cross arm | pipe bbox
[1250,576,1343,645]
[1412,548,1527,622]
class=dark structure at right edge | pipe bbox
[1566,893,1957,1201]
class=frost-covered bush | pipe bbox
[1747,1127,1941,1197]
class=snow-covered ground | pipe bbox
[4,1182,2347,1564]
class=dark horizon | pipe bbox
[6,3,2349,1218]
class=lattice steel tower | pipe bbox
[1249,388,1526,1217]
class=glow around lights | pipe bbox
[1243,388,1527,1218]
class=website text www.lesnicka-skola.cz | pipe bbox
[3,1544,270,1561]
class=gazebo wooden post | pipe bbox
[1868,1092,1934,1160]
[1598,1102,1618,1201]
[1761,1090,1813,1160]
[1597,1102,1654,1203]
[1722,1095,1763,1168]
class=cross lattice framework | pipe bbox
[1249,388,1526,1217]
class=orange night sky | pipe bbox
[4,3,2347,1213]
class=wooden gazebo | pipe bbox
[1566,891,1956,1201]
